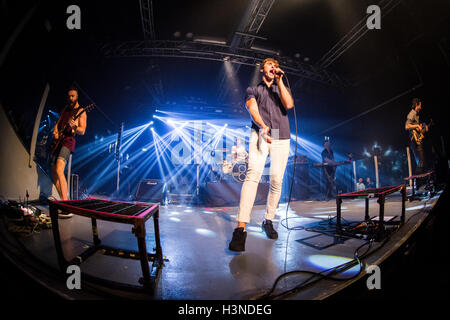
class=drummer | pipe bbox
[231,137,248,164]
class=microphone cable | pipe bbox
[281,72,300,231]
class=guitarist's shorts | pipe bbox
[51,145,71,165]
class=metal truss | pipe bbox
[318,0,403,68]
[101,40,348,87]
[230,0,275,49]
[139,0,156,40]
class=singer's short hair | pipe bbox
[261,57,279,69]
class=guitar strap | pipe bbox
[61,105,83,136]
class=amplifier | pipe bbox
[134,179,166,203]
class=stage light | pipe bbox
[384,147,392,156]
[250,63,261,86]
[246,226,262,233]
[195,228,216,237]
[48,110,59,117]
[142,148,148,152]
[307,255,362,276]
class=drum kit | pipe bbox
[223,159,248,183]
[208,148,248,183]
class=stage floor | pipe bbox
[15,191,441,300]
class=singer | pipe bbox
[228,57,294,252]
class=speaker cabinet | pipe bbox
[134,179,166,203]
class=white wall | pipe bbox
[0,104,58,201]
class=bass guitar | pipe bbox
[50,103,95,157]
[411,119,433,145]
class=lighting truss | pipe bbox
[139,0,156,40]
[101,40,348,87]
[317,0,403,68]
[230,0,275,49]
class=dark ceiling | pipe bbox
[1,0,449,154]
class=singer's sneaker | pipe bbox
[228,228,247,252]
[262,220,278,239]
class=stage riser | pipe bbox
[201,181,269,206]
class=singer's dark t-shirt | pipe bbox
[245,80,291,140]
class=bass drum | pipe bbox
[232,162,248,183]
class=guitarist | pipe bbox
[51,87,87,208]
[405,98,428,180]
[321,139,336,200]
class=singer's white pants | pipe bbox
[237,129,290,224]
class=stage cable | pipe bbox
[258,190,439,299]
[281,72,299,231]
[255,234,396,300]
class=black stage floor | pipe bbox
[1,190,445,300]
